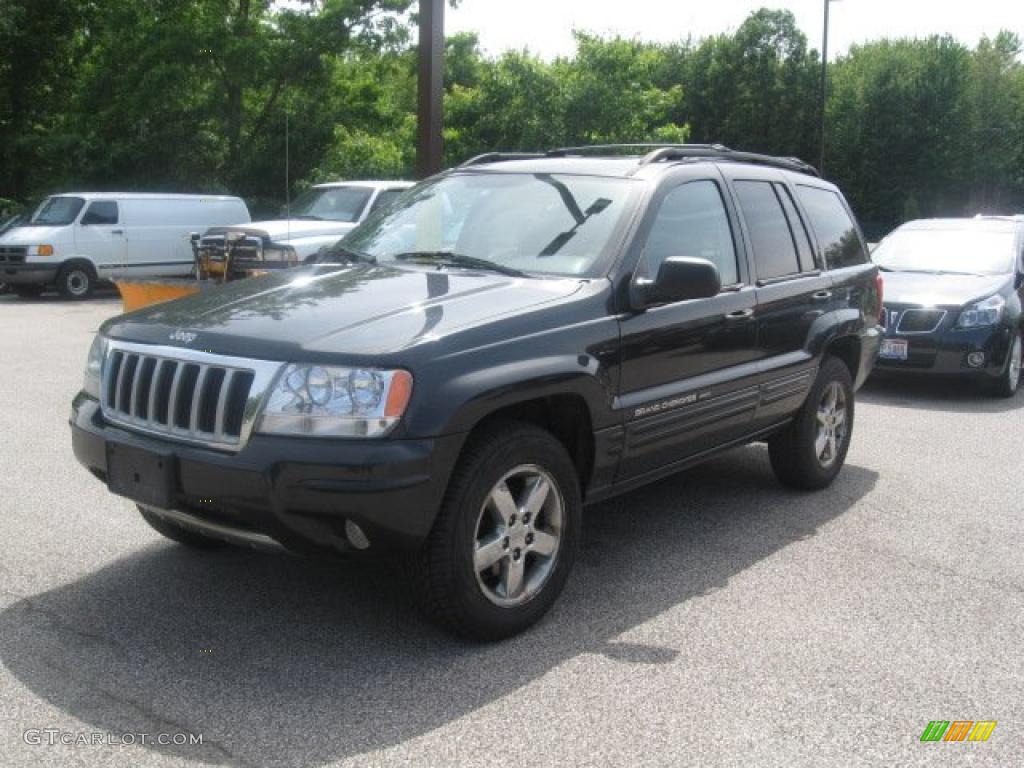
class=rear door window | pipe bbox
[795,185,865,269]
[733,181,800,281]
[81,200,119,226]
[643,180,739,286]
[775,184,819,271]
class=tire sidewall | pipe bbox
[447,430,581,637]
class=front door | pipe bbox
[74,200,127,279]
[616,174,761,482]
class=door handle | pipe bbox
[812,290,832,302]
[111,229,124,235]
[724,308,754,321]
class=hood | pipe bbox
[881,270,1011,307]
[104,264,586,360]
[206,219,356,242]
[0,225,68,245]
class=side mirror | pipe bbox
[634,256,721,309]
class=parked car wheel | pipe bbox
[768,356,855,490]
[56,262,96,299]
[138,505,227,550]
[409,422,581,640]
[11,284,44,298]
[988,330,1022,398]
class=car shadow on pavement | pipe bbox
[0,445,877,767]
[859,374,1022,414]
[0,287,121,304]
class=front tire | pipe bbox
[138,506,227,550]
[768,356,855,490]
[988,331,1021,398]
[56,262,96,299]
[409,422,581,640]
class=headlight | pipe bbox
[956,294,1004,329]
[257,364,413,438]
[83,335,107,399]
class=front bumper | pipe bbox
[2,263,58,284]
[70,394,466,554]
[874,323,1012,378]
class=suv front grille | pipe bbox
[100,342,281,451]
[896,308,946,334]
[0,245,27,263]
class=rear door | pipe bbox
[74,200,127,279]
[616,169,761,481]
[722,168,833,427]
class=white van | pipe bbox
[197,181,413,267]
[0,193,250,298]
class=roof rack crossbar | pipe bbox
[458,152,548,168]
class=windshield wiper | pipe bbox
[393,251,527,277]
[313,245,377,265]
[293,214,324,221]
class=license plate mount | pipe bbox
[106,443,178,509]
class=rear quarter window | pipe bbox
[795,185,866,269]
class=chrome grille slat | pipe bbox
[99,341,280,453]
[214,369,236,437]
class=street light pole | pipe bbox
[818,0,834,176]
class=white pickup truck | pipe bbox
[196,180,414,270]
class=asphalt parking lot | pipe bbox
[1,290,1022,767]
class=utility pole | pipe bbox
[416,0,445,179]
[819,0,837,176]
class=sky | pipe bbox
[446,0,1024,60]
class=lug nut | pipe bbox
[513,549,522,561]
[526,533,534,545]
[508,514,517,526]
[502,537,510,549]
[522,512,531,524]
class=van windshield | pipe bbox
[28,196,85,226]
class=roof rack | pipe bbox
[458,152,549,168]
[457,144,820,177]
[546,143,729,157]
[633,145,819,177]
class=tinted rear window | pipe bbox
[796,186,866,269]
[734,181,801,280]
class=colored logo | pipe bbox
[920,721,996,742]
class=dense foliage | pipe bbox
[1,2,1021,232]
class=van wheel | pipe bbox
[56,262,96,299]
[409,422,581,640]
[138,506,227,550]
[768,356,855,490]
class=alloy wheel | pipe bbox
[815,381,848,469]
[473,464,564,608]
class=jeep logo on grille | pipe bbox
[169,330,198,345]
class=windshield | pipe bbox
[339,172,638,277]
[289,186,373,222]
[872,227,1017,275]
[28,196,85,226]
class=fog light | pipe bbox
[345,520,370,550]
[967,351,986,368]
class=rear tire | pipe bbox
[56,262,96,299]
[409,422,581,641]
[768,356,855,490]
[988,331,1021,399]
[138,506,227,550]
